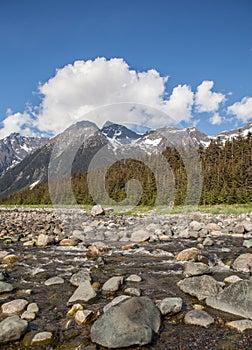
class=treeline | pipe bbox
[0,133,251,206]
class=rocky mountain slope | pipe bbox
[0,133,48,175]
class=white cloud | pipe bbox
[0,112,34,139]
[35,57,194,134]
[227,96,252,122]
[195,80,226,113]
[209,112,222,125]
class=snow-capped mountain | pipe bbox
[101,121,141,144]
[0,121,250,198]
[0,133,48,175]
[213,122,252,143]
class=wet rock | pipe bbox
[103,295,130,313]
[2,254,19,264]
[67,281,97,304]
[59,238,78,246]
[126,274,142,282]
[70,268,91,286]
[45,276,64,286]
[124,287,141,297]
[36,234,54,247]
[157,297,183,316]
[130,229,150,243]
[184,310,214,328]
[31,331,53,345]
[183,261,211,277]
[21,311,36,320]
[226,319,252,332]
[0,281,14,293]
[27,303,39,314]
[242,220,252,232]
[0,316,28,344]
[232,253,252,273]
[1,299,29,315]
[102,276,123,294]
[91,297,161,348]
[203,237,214,246]
[90,205,105,216]
[243,240,252,248]
[223,275,242,284]
[67,303,83,316]
[206,280,252,319]
[177,275,222,301]
[74,310,93,325]
[175,247,201,261]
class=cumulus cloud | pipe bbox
[0,112,34,139]
[227,97,252,122]
[209,112,222,125]
[35,57,194,134]
[195,80,226,113]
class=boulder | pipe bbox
[183,262,211,277]
[175,247,200,261]
[70,268,91,286]
[102,276,123,294]
[184,310,214,328]
[0,316,28,344]
[67,281,96,305]
[157,297,182,316]
[91,297,161,348]
[177,275,222,301]
[130,230,150,243]
[206,280,252,319]
[232,253,252,273]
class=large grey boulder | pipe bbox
[206,280,252,319]
[91,297,161,348]
[0,316,28,344]
[177,275,222,301]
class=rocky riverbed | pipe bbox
[0,207,252,349]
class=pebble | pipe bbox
[74,310,93,325]
[45,276,65,286]
[102,276,124,294]
[31,331,53,345]
[68,281,97,304]
[27,303,39,313]
[126,274,142,282]
[124,287,141,297]
[21,311,36,320]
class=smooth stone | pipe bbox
[2,254,19,264]
[126,274,142,282]
[91,297,161,348]
[184,310,214,328]
[226,319,252,332]
[103,295,130,313]
[90,205,105,216]
[67,281,97,304]
[27,303,39,314]
[124,287,141,297]
[31,331,53,345]
[183,261,211,277]
[74,310,93,325]
[21,311,36,320]
[175,247,200,261]
[232,253,252,273]
[243,240,252,248]
[70,268,91,286]
[102,276,123,294]
[157,297,183,316]
[45,276,64,286]
[223,275,242,284]
[0,281,14,293]
[1,299,29,315]
[206,280,252,319]
[67,303,83,316]
[59,238,78,246]
[203,237,214,246]
[177,275,222,301]
[130,230,150,243]
[0,316,28,344]
[36,233,54,247]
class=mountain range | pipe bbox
[0,121,251,199]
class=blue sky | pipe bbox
[0,0,252,138]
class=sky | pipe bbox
[0,0,252,138]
